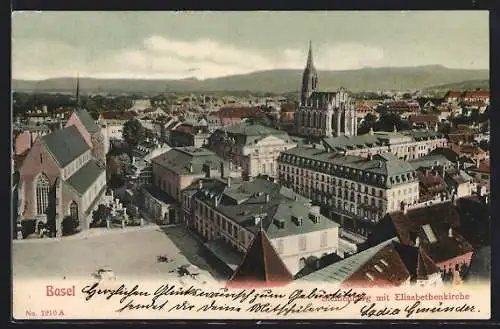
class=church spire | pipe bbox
[76,74,81,111]
[301,41,318,105]
[306,40,314,69]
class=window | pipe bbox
[320,232,328,248]
[299,236,307,251]
[277,239,284,254]
[69,201,78,221]
[36,174,50,215]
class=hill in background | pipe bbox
[13,65,489,94]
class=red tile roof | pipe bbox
[468,160,490,174]
[227,230,293,288]
[387,202,474,264]
[446,91,462,99]
[216,107,265,119]
[462,91,489,98]
[356,104,372,113]
[408,115,439,125]
[280,103,296,113]
[343,243,410,287]
[101,110,138,120]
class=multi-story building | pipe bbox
[278,145,420,235]
[207,123,297,179]
[183,177,340,275]
[144,147,239,224]
[170,123,211,148]
[321,129,447,161]
[295,42,357,138]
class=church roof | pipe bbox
[75,109,100,134]
[227,229,293,287]
[41,126,90,168]
[65,159,105,195]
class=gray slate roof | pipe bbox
[42,126,90,167]
[192,177,339,238]
[322,130,444,152]
[209,123,294,146]
[65,160,104,195]
[300,238,397,283]
[75,109,100,134]
[409,154,453,170]
[152,147,226,176]
[281,147,416,182]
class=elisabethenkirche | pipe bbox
[295,42,357,138]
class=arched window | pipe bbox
[36,174,50,215]
[70,201,78,221]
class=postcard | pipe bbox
[12,11,491,320]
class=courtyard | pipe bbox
[12,224,228,281]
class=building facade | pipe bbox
[295,42,357,138]
[207,123,297,179]
[278,146,420,236]
[183,177,340,275]
[17,110,107,237]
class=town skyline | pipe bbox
[12,11,489,80]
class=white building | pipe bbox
[207,123,297,179]
[183,177,340,275]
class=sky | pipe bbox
[12,11,489,80]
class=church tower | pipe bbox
[300,41,318,105]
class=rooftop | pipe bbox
[227,229,293,287]
[65,160,104,195]
[41,126,90,168]
[151,147,226,176]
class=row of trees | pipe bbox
[357,112,412,135]
[13,92,134,115]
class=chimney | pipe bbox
[265,193,270,203]
[448,227,453,238]
[189,163,193,173]
[198,179,203,190]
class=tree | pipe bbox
[122,118,145,159]
[61,216,79,236]
[91,204,111,227]
[357,113,378,134]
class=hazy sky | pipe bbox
[12,11,489,80]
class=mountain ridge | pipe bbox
[13,66,489,94]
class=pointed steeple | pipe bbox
[301,41,318,104]
[226,228,293,288]
[75,74,81,111]
[306,40,314,69]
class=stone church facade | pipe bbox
[17,81,107,238]
[295,42,358,138]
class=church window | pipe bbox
[36,174,50,215]
[69,201,79,221]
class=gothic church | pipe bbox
[295,42,357,138]
[16,78,107,237]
